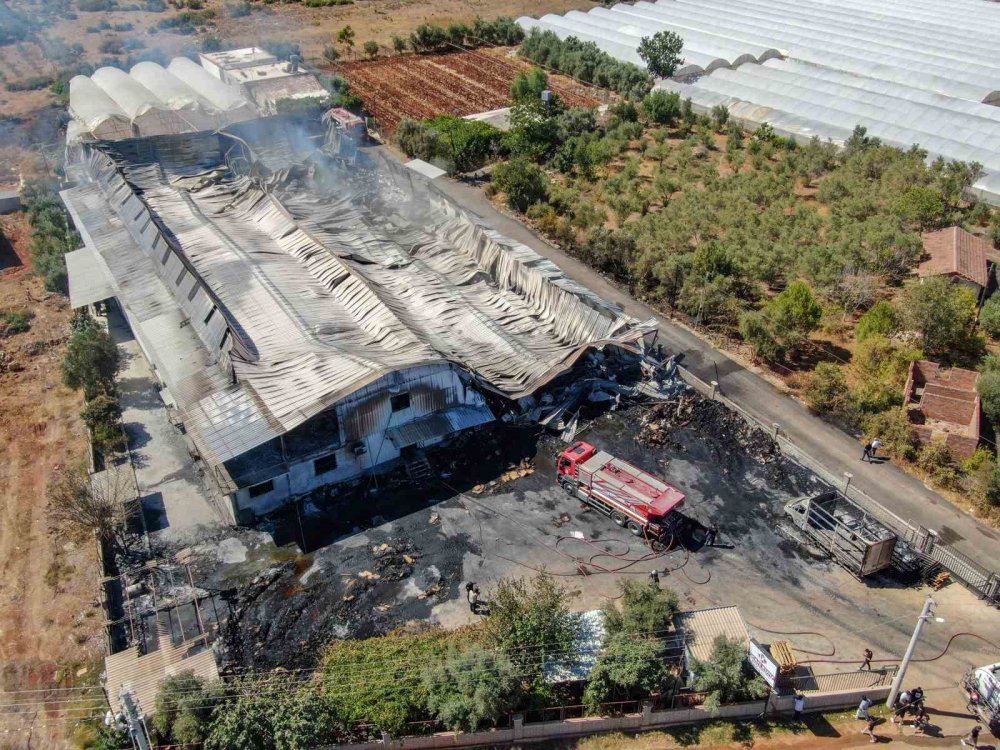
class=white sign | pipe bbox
[748,639,779,688]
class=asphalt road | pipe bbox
[422,166,1000,572]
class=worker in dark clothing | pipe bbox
[909,686,924,709]
[648,570,660,586]
[468,584,480,614]
[860,648,873,671]
[960,724,981,747]
[704,524,719,546]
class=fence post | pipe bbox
[381,731,391,746]
[512,714,524,742]
[641,700,653,727]
[710,380,718,399]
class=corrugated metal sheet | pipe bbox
[386,404,494,448]
[675,605,749,664]
[104,623,219,719]
[65,246,116,308]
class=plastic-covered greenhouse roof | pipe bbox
[518,0,1000,204]
[68,58,258,142]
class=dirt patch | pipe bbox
[334,49,601,134]
[0,213,104,747]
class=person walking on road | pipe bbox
[860,648,873,671]
[869,438,883,460]
[862,717,879,743]
[861,440,873,462]
[960,724,981,747]
[856,696,872,720]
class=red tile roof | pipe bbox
[918,227,989,287]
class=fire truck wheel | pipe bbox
[611,512,627,526]
[561,481,576,496]
[650,539,667,552]
[627,521,643,536]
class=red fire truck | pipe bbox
[557,441,686,549]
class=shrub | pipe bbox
[81,394,127,456]
[916,439,961,490]
[856,300,899,342]
[641,90,681,125]
[602,580,679,638]
[862,408,916,462]
[900,276,978,356]
[710,104,729,131]
[421,646,522,731]
[980,295,1000,339]
[583,635,669,709]
[978,369,1000,424]
[1,309,32,336]
[691,635,769,713]
[395,118,440,162]
[363,40,379,58]
[804,362,849,416]
[483,573,579,678]
[62,312,121,399]
[492,158,548,212]
[519,29,652,99]
[510,68,548,103]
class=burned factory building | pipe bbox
[60,55,652,524]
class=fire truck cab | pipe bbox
[557,441,686,549]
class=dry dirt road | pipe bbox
[0,214,105,749]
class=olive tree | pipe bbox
[637,30,684,78]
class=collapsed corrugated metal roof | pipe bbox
[66,121,655,468]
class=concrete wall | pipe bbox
[232,365,489,517]
[316,687,889,750]
[0,191,21,215]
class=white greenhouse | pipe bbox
[518,0,1000,204]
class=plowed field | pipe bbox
[336,50,602,135]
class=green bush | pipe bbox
[900,277,978,356]
[519,29,652,99]
[395,116,505,174]
[511,68,548,103]
[483,573,579,678]
[916,439,961,490]
[602,580,679,638]
[856,300,899,341]
[1,309,32,336]
[62,312,121,400]
[980,295,1000,339]
[583,635,669,710]
[21,180,80,293]
[691,635,769,713]
[421,646,522,731]
[862,408,916,462]
[804,362,849,416]
[492,158,549,212]
[81,394,127,456]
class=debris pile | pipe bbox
[639,394,779,465]
[471,458,535,494]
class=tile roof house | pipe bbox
[917,227,990,294]
[903,360,981,460]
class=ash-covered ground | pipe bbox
[170,388,989,683]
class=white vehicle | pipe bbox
[963,662,1000,738]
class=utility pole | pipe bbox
[120,688,152,750]
[886,597,936,708]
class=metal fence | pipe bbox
[673,366,1000,605]
[781,666,898,696]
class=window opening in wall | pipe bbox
[175,268,187,286]
[248,479,274,498]
[313,453,337,476]
[390,393,411,412]
[203,307,216,325]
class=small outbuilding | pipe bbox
[904,360,981,459]
[917,227,991,297]
[674,605,749,673]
